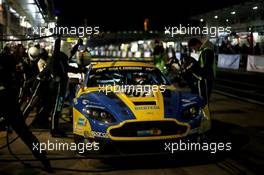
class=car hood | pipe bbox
[75,86,201,123]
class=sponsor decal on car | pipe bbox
[77,118,86,126]
[74,124,84,132]
[135,106,160,110]
[137,129,162,136]
[91,131,109,138]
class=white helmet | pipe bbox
[28,47,40,61]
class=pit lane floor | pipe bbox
[0,93,263,175]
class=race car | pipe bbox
[72,60,211,155]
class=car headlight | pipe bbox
[182,106,199,119]
[82,108,116,124]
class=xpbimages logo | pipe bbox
[165,24,232,37]
[31,26,100,37]
[32,140,100,154]
[98,82,166,96]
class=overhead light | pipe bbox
[226,19,229,22]
[253,32,258,39]
[230,11,236,15]
[214,15,218,19]
[200,18,204,22]
[167,42,175,47]
[9,7,16,13]
[9,7,20,18]
[252,6,258,10]
[27,4,38,13]
[48,22,56,28]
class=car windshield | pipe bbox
[87,66,170,87]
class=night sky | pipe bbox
[52,0,249,31]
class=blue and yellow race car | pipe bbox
[72,60,211,155]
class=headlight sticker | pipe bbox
[77,118,86,126]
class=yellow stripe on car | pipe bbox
[116,87,164,121]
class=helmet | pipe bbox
[28,47,40,61]
[131,72,148,85]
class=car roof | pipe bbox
[91,61,155,69]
